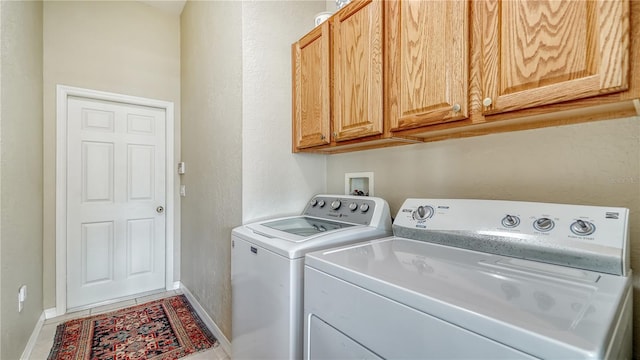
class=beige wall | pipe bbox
[180,0,326,341]
[326,116,640,356]
[241,1,327,222]
[42,1,181,309]
[0,1,43,359]
[180,0,243,341]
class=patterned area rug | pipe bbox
[48,295,218,360]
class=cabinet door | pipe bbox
[480,0,630,115]
[388,0,469,131]
[333,0,383,142]
[292,22,331,150]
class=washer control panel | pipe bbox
[303,195,382,225]
[393,198,630,275]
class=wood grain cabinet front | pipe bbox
[386,0,469,132]
[479,0,630,115]
[291,0,638,153]
[333,0,384,142]
[292,22,331,150]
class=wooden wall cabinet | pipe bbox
[479,0,630,115]
[292,0,387,152]
[292,0,638,153]
[333,0,384,142]
[387,0,469,132]
[292,22,331,150]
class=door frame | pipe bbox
[56,85,175,316]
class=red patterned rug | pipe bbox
[48,295,218,360]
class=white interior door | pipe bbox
[66,96,166,309]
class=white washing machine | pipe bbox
[231,194,392,359]
[304,199,632,359]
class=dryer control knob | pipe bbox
[413,205,434,220]
[317,200,325,208]
[348,202,358,211]
[534,217,555,232]
[360,203,370,212]
[331,200,342,210]
[570,220,596,236]
[501,215,520,228]
[310,199,318,207]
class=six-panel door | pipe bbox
[66,97,166,309]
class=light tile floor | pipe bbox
[29,290,229,360]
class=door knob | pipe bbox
[156,206,165,214]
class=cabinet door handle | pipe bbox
[483,97,493,107]
[320,134,325,140]
[452,103,461,112]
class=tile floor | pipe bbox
[28,290,229,360]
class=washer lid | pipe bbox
[259,216,356,239]
[234,216,391,259]
[305,237,631,359]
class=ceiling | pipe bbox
[139,0,186,15]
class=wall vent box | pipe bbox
[345,172,373,196]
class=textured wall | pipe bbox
[180,0,326,341]
[326,117,640,356]
[180,0,243,340]
[241,1,327,223]
[0,1,43,359]
[42,1,181,309]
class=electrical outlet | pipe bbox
[18,285,27,312]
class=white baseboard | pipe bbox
[20,311,46,360]
[44,307,58,320]
[178,282,232,356]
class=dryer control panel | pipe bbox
[392,199,630,276]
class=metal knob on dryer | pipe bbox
[533,217,555,232]
[501,215,520,228]
[570,220,596,236]
[413,205,434,220]
[331,200,342,210]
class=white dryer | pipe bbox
[304,199,632,359]
[232,194,392,359]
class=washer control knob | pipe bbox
[570,220,596,236]
[534,217,555,232]
[310,199,318,207]
[413,205,434,220]
[348,202,358,211]
[501,215,520,228]
[331,200,342,210]
[317,200,325,208]
[360,203,370,212]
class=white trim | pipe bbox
[179,282,232,355]
[20,311,46,360]
[172,281,181,290]
[56,85,175,316]
[44,307,58,320]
